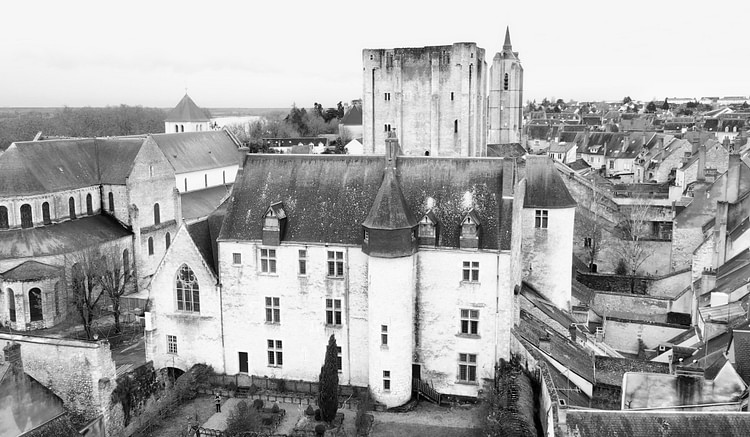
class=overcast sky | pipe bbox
[2,0,747,108]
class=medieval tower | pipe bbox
[362,43,487,157]
[488,27,524,145]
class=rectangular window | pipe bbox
[327,251,344,277]
[458,353,477,382]
[260,248,277,273]
[462,261,479,282]
[233,253,242,265]
[583,237,592,248]
[239,352,248,373]
[167,335,177,354]
[336,346,342,372]
[460,309,479,335]
[267,339,283,366]
[384,124,391,132]
[326,298,343,325]
[535,210,549,229]
[381,325,388,346]
[384,92,391,101]
[383,370,391,391]
[265,297,280,323]
[609,160,614,169]
[298,249,307,275]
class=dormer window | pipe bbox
[418,209,438,246]
[460,209,481,250]
[262,202,287,246]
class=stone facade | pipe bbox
[362,43,487,157]
[0,334,123,436]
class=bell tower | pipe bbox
[488,27,523,144]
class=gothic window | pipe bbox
[153,203,160,225]
[86,193,93,215]
[0,206,8,229]
[504,73,509,91]
[176,264,200,312]
[42,202,51,225]
[20,204,32,228]
[69,197,76,219]
[29,288,43,322]
[148,237,154,255]
[7,289,15,322]
[108,192,115,213]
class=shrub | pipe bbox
[314,409,321,421]
[615,259,628,275]
[277,378,287,393]
[271,403,280,413]
[253,399,264,411]
[315,423,327,437]
[225,400,259,436]
[355,388,373,435]
[248,384,259,395]
[305,405,315,416]
[174,371,198,402]
[318,335,340,422]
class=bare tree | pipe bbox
[98,245,133,334]
[614,198,655,281]
[70,249,106,339]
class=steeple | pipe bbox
[503,26,512,52]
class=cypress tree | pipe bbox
[318,334,339,422]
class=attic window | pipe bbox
[262,202,287,246]
[460,210,481,249]
[419,215,435,238]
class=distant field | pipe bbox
[0,107,287,118]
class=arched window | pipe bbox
[29,288,43,322]
[148,237,154,255]
[42,202,51,225]
[153,203,160,225]
[175,125,179,133]
[7,289,15,322]
[204,174,208,188]
[0,206,8,229]
[108,192,115,213]
[223,170,226,185]
[180,124,185,132]
[20,204,33,228]
[184,178,188,192]
[504,73,509,91]
[69,197,76,219]
[86,193,93,215]
[176,264,200,312]
[454,119,459,133]
[123,249,130,273]
[165,232,171,249]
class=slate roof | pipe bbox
[487,143,526,158]
[566,410,750,437]
[164,94,209,122]
[674,159,750,227]
[340,105,362,126]
[523,156,576,208]
[187,220,217,276]
[0,215,131,261]
[180,184,233,221]
[594,356,669,386]
[220,155,517,250]
[150,130,242,174]
[1,260,63,282]
[0,137,143,197]
[568,158,591,172]
[729,330,750,384]
[362,169,418,230]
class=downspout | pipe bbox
[495,252,500,365]
[217,242,227,374]
[345,246,352,385]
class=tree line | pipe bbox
[0,105,167,150]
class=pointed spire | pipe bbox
[503,26,512,51]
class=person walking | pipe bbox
[214,393,221,413]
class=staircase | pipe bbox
[412,378,442,405]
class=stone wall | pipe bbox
[0,185,101,230]
[602,318,686,354]
[591,291,671,319]
[0,333,123,437]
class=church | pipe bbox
[0,95,242,331]
[145,135,575,407]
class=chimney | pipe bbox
[538,336,551,354]
[726,154,742,203]
[696,144,706,181]
[3,342,23,373]
[701,268,717,294]
[385,130,400,168]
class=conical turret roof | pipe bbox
[165,94,209,122]
[503,26,512,51]
[362,168,417,230]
